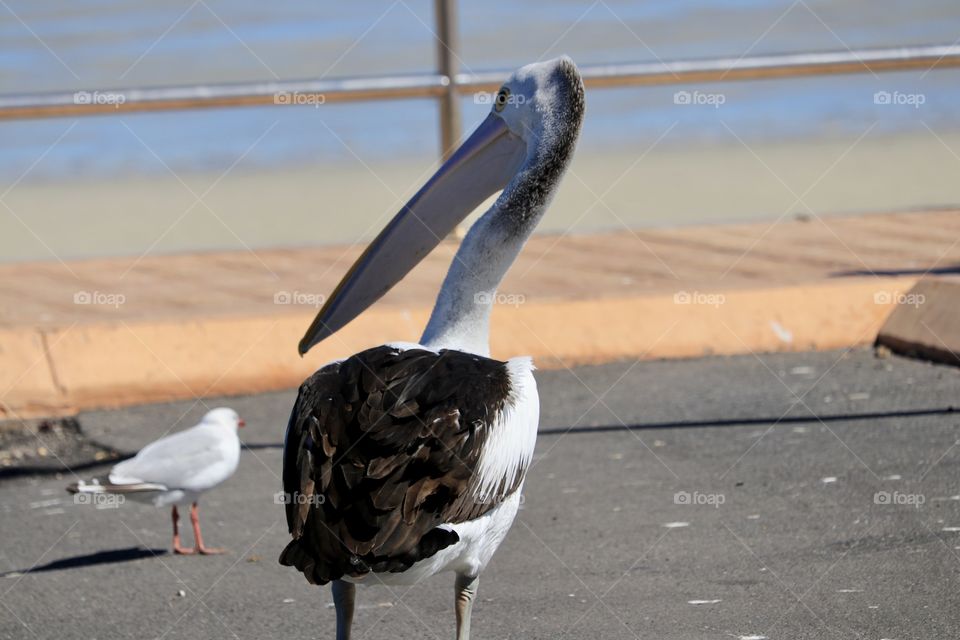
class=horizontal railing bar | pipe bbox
[459,44,960,91]
[0,74,449,120]
[1,44,958,121]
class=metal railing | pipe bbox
[2,0,959,160]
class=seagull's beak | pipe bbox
[299,112,527,354]
[238,419,246,428]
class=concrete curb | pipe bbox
[877,276,960,366]
[0,276,911,419]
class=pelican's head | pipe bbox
[202,407,245,430]
[299,57,585,354]
[485,56,585,165]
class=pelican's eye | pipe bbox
[494,87,510,112]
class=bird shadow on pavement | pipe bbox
[214,408,959,446]
[538,405,955,436]
[0,456,132,481]
[0,546,166,576]
[830,264,960,277]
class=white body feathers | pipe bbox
[72,408,242,508]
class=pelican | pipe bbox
[280,57,584,639]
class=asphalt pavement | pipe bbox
[2,347,959,639]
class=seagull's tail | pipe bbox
[66,480,105,494]
[66,479,167,495]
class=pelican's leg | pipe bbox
[189,502,226,555]
[332,580,356,640]
[454,573,478,640]
[172,506,195,555]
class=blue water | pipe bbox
[1,0,959,181]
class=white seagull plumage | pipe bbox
[68,407,244,555]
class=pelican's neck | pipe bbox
[419,205,530,356]
[421,61,584,356]
[421,140,575,355]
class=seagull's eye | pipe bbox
[494,88,510,112]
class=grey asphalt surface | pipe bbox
[2,347,959,639]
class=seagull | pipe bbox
[279,57,583,639]
[67,407,244,555]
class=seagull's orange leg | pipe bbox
[190,502,226,555]
[172,506,195,555]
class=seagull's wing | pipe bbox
[109,425,234,491]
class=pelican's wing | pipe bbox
[279,345,525,585]
[109,425,231,490]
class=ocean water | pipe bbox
[1,0,959,181]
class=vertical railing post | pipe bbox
[434,0,461,161]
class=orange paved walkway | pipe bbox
[1,209,957,418]
[2,209,957,329]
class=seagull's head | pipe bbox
[202,407,245,430]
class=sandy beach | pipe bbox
[3,129,959,263]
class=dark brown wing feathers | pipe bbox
[279,345,516,585]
